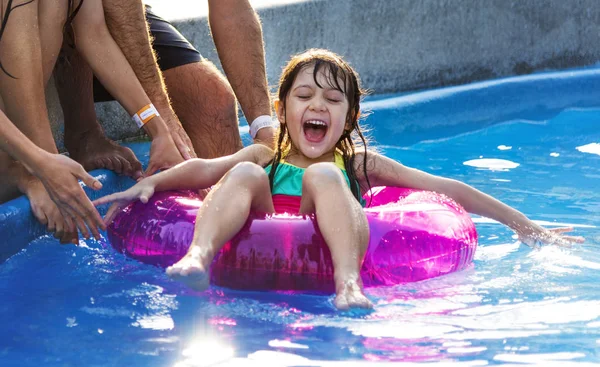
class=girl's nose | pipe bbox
[309,98,326,111]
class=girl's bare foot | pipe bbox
[334,278,373,310]
[166,246,213,291]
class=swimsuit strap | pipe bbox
[278,150,347,170]
[333,151,346,171]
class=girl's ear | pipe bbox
[274,99,285,124]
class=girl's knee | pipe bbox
[227,162,269,188]
[303,163,346,192]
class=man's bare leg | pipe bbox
[0,0,76,242]
[0,95,19,201]
[162,60,242,158]
[0,154,20,201]
[102,0,195,159]
[54,45,142,178]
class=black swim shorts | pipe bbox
[93,5,202,102]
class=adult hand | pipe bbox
[254,126,276,149]
[35,153,106,240]
[145,133,185,177]
[517,225,585,248]
[164,116,197,160]
[25,179,77,244]
[93,178,156,226]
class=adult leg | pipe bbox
[38,0,67,83]
[0,94,19,200]
[299,163,372,310]
[101,1,195,160]
[53,44,142,177]
[162,60,242,158]
[0,147,19,201]
[166,162,274,289]
[0,0,76,242]
[0,0,58,150]
[95,4,242,159]
[142,6,242,158]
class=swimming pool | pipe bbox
[1,69,599,366]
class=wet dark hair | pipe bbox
[0,0,84,78]
[268,48,372,203]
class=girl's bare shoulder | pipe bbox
[352,150,379,170]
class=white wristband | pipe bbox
[249,115,276,139]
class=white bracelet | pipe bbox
[249,115,276,139]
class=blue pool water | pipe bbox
[1,70,599,366]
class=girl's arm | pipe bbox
[361,152,584,247]
[150,144,273,192]
[93,144,273,224]
[71,0,183,175]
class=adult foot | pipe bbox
[166,246,213,291]
[18,168,78,244]
[65,125,143,179]
[334,278,373,310]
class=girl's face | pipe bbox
[276,64,350,160]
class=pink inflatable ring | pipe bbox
[107,187,478,292]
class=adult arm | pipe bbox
[0,111,106,238]
[208,0,275,146]
[72,0,185,176]
[361,152,585,247]
[101,0,195,159]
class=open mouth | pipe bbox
[303,120,328,142]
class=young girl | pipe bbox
[94,49,584,310]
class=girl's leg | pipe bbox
[299,163,372,310]
[166,162,275,290]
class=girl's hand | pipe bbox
[92,179,156,226]
[517,224,585,248]
[145,134,185,177]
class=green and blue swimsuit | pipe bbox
[264,152,365,213]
